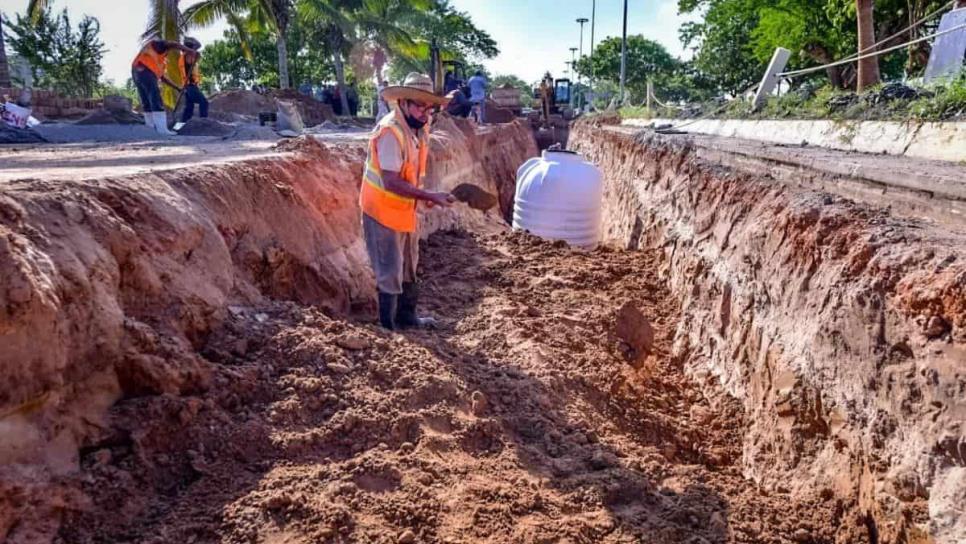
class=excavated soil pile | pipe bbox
[176,118,237,137]
[59,230,843,543]
[209,90,275,120]
[270,89,337,126]
[74,108,144,125]
[0,124,46,143]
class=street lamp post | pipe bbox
[619,0,628,103]
[569,47,578,108]
[576,17,589,110]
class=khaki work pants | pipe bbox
[362,213,418,295]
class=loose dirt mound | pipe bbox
[74,108,144,125]
[270,89,336,126]
[209,89,274,118]
[176,117,237,137]
[0,124,46,143]
[60,230,845,543]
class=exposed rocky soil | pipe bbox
[572,117,966,544]
[58,230,849,544]
[0,118,536,543]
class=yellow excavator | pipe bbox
[428,41,466,95]
[535,72,573,127]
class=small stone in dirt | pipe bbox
[336,333,370,351]
[327,362,351,375]
[255,313,269,323]
[400,442,415,453]
[417,472,434,486]
[398,529,417,543]
[92,449,112,467]
[924,315,949,338]
[231,338,250,356]
[589,449,618,470]
[470,390,488,416]
[709,511,727,535]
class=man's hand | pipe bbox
[427,192,456,208]
[161,77,183,92]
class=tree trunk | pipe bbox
[806,44,847,89]
[276,33,290,89]
[856,0,880,92]
[333,52,350,117]
[0,14,12,88]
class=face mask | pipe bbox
[404,112,426,131]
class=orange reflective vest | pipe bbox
[179,55,202,85]
[132,43,168,79]
[359,111,430,233]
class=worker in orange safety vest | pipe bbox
[132,38,192,136]
[360,72,456,330]
[178,37,208,124]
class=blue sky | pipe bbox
[0,0,696,86]
[450,0,698,83]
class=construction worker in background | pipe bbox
[179,37,208,124]
[467,70,488,124]
[132,38,192,135]
[360,73,456,330]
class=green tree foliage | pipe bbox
[679,0,762,95]
[574,35,706,103]
[201,19,334,91]
[388,0,498,80]
[680,0,953,93]
[3,8,105,97]
[184,0,296,89]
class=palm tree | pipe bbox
[183,0,295,89]
[855,0,880,92]
[1,15,11,88]
[298,0,360,115]
[355,0,429,78]
[299,0,426,116]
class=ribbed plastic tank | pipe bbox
[512,149,603,249]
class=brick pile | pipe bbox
[0,88,102,119]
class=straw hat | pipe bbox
[382,72,450,105]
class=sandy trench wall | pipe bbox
[571,119,966,544]
[0,117,536,542]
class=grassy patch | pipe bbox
[618,76,966,123]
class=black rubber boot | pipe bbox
[396,282,438,329]
[377,291,397,330]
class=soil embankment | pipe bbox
[3,112,964,543]
[0,117,534,542]
[571,117,966,543]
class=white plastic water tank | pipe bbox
[512,148,603,249]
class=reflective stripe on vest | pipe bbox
[133,44,168,78]
[359,112,430,233]
[179,56,202,85]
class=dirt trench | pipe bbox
[2,114,963,543]
[58,230,847,544]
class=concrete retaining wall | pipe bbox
[623,118,966,163]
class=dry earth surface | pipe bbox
[59,229,852,544]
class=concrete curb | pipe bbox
[623,118,966,163]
